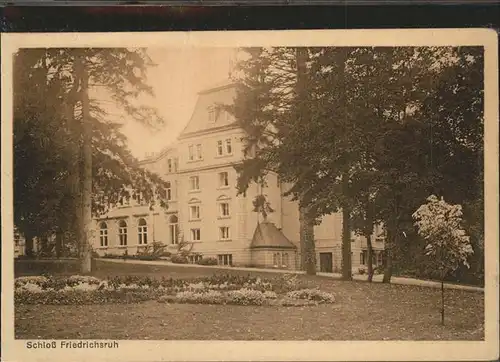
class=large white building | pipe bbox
[93,82,385,272]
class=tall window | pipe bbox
[166,181,172,201]
[99,222,108,247]
[218,254,232,266]
[173,158,178,172]
[188,145,194,161]
[208,107,216,123]
[167,159,172,173]
[196,144,202,160]
[118,220,128,246]
[217,140,223,156]
[189,176,200,191]
[219,226,230,240]
[169,215,179,244]
[218,172,229,187]
[191,228,201,241]
[189,205,200,220]
[282,253,289,268]
[14,230,20,246]
[360,251,367,265]
[225,139,232,154]
[138,218,148,244]
[273,253,281,267]
[219,202,230,217]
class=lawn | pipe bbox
[14,259,484,340]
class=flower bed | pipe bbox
[14,273,335,307]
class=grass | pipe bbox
[14,259,484,340]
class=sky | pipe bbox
[119,47,238,159]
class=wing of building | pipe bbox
[93,81,385,272]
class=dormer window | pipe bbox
[208,106,216,123]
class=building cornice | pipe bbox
[178,161,243,174]
[178,122,241,140]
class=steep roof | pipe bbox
[178,81,238,138]
[250,222,297,250]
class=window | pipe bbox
[99,222,108,247]
[377,251,384,265]
[173,158,178,172]
[217,140,223,156]
[282,253,289,268]
[273,253,281,267]
[164,181,172,201]
[208,107,216,123]
[216,138,232,156]
[196,144,202,160]
[188,145,194,161]
[169,215,179,244]
[218,172,229,187]
[14,230,20,246]
[218,254,232,266]
[189,254,203,264]
[191,228,201,241]
[167,159,172,173]
[360,251,367,265]
[189,176,200,191]
[138,218,148,244]
[219,226,230,240]
[135,192,143,205]
[189,205,200,220]
[219,202,230,217]
[118,220,128,246]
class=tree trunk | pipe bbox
[366,233,374,282]
[78,59,93,274]
[382,222,394,283]
[299,206,316,275]
[341,177,352,281]
[441,278,445,325]
[55,232,63,258]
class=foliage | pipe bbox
[412,195,473,279]
[285,288,336,303]
[196,257,218,266]
[13,48,170,258]
[170,255,189,264]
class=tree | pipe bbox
[13,48,170,270]
[412,195,473,325]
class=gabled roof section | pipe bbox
[179,81,239,139]
[250,222,297,250]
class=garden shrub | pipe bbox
[272,274,307,293]
[196,257,218,266]
[286,288,335,303]
[170,255,189,264]
[227,288,266,306]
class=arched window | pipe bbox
[169,214,179,245]
[118,220,128,246]
[99,222,108,247]
[137,218,148,245]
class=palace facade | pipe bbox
[93,82,385,272]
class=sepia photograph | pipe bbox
[1,30,498,361]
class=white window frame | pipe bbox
[219,202,230,218]
[166,182,172,201]
[189,176,200,191]
[167,159,172,173]
[99,222,108,247]
[225,138,232,154]
[218,171,229,188]
[191,228,201,242]
[138,218,148,245]
[118,220,128,246]
[217,254,232,266]
[188,145,194,161]
[189,205,201,221]
[196,144,202,160]
[169,215,179,245]
[219,226,230,241]
[217,140,223,156]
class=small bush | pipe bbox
[196,257,218,266]
[227,288,266,306]
[286,288,335,303]
[170,255,189,264]
[358,267,366,275]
